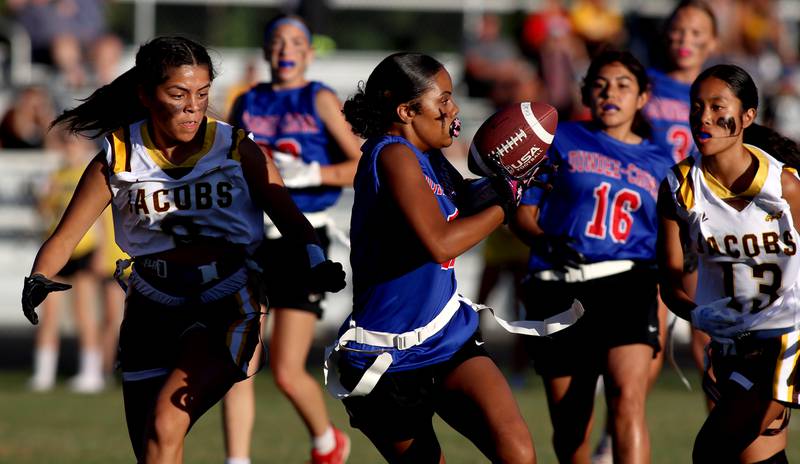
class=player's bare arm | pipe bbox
[315,88,361,187]
[781,168,800,232]
[656,179,694,320]
[378,142,503,263]
[31,153,111,278]
[512,204,544,245]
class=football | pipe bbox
[468,101,558,181]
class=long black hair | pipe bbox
[744,124,800,170]
[580,49,652,139]
[51,36,215,138]
[343,52,444,139]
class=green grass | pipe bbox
[0,368,797,463]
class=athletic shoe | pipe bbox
[68,373,105,394]
[27,375,55,392]
[310,426,350,464]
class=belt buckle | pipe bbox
[198,261,219,284]
[141,258,168,278]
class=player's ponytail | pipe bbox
[51,68,146,137]
[743,123,800,170]
[344,52,443,139]
[52,36,216,138]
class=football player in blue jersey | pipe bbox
[659,64,800,464]
[333,52,538,463]
[645,2,719,401]
[21,36,345,464]
[225,14,362,464]
[513,50,673,464]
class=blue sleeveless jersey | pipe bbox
[521,121,673,272]
[230,81,343,212]
[342,135,479,371]
[644,68,695,163]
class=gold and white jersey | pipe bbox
[103,118,263,257]
[667,144,800,333]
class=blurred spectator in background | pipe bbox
[28,130,104,393]
[569,0,625,55]
[766,68,800,142]
[0,85,57,149]
[8,0,122,91]
[463,13,522,99]
[723,0,795,97]
[93,208,128,384]
[520,0,588,119]
[705,0,743,56]
[487,59,541,109]
[223,56,262,119]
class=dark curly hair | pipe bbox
[343,52,444,139]
[52,36,215,138]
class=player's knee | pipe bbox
[148,409,186,451]
[499,432,536,464]
[271,363,303,395]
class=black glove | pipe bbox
[457,176,522,223]
[532,235,586,271]
[22,274,71,325]
[521,163,556,191]
[307,260,346,294]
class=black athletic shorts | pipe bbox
[339,331,489,442]
[58,250,95,278]
[522,266,660,378]
[118,283,262,383]
[256,226,330,317]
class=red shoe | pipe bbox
[310,426,350,464]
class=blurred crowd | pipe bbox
[462,0,800,141]
[2,0,800,152]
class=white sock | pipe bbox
[32,348,58,383]
[224,458,250,464]
[313,426,336,454]
[78,349,103,378]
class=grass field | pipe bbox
[0,367,797,463]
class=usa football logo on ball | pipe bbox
[468,101,558,182]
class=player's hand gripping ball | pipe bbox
[468,101,558,184]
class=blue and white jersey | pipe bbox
[644,68,695,163]
[230,81,343,212]
[522,121,673,272]
[341,135,478,371]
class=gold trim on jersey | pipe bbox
[774,330,800,404]
[672,157,695,210]
[140,118,218,169]
[109,127,131,174]
[701,145,768,201]
[229,128,247,162]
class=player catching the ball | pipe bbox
[325,51,583,463]
[513,50,674,464]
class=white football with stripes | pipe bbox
[468,101,558,181]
